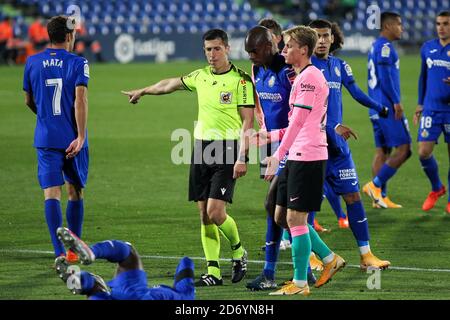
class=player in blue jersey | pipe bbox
[244,26,321,291]
[258,18,284,52]
[309,19,391,270]
[54,227,195,300]
[23,16,90,262]
[364,12,412,209]
[414,11,450,213]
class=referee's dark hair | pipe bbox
[380,12,401,29]
[202,29,229,46]
[47,15,76,44]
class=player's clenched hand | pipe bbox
[335,124,358,141]
[262,156,279,182]
[413,105,423,126]
[250,130,270,146]
[233,161,247,179]
[393,103,404,120]
[121,89,144,104]
[65,137,85,159]
[443,77,450,85]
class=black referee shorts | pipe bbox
[189,140,238,203]
[276,160,326,212]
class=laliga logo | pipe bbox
[115,35,176,64]
[115,34,135,64]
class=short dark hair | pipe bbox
[202,29,228,46]
[381,12,401,28]
[308,19,332,30]
[47,15,75,44]
[258,18,282,36]
[437,11,450,18]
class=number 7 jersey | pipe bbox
[23,48,90,149]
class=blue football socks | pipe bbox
[420,156,443,192]
[44,199,65,257]
[263,215,282,280]
[346,201,370,244]
[373,164,397,187]
[66,200,84,238]
[90,240,131,263]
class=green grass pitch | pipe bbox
[0,56,449,300]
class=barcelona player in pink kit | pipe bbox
[263,26,345,296]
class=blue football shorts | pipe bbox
[370,110,412,148]
[417,110,450,144]
[36,147,89,189]
[326,143,360,195]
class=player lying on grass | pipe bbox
[54,227,195,300]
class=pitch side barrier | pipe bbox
[83,30,392,63]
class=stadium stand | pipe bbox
[1,0,448,64]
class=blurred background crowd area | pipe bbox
[0,0,448,64]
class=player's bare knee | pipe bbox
[66,183,83,201]
[44,186,62,200]
[418,145,433,159]
[274,206,287,228]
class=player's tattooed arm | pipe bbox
[25,92,37,114]
[121,77,185,104]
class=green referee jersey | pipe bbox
[181,64,255,141]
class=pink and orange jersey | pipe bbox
[272,64,329,162]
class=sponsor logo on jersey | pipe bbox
[300,83,315,91]
[426,58,450,69]
[220,92,232,104]
[334,66,341,77]
[258,92,283,102]
[430,49,438,53]
[339,168,357,180]
[327,81,341,90]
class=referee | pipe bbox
[122,29,254,287]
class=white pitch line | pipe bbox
[2,249,450,273]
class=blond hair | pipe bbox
[282,25,318,57]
